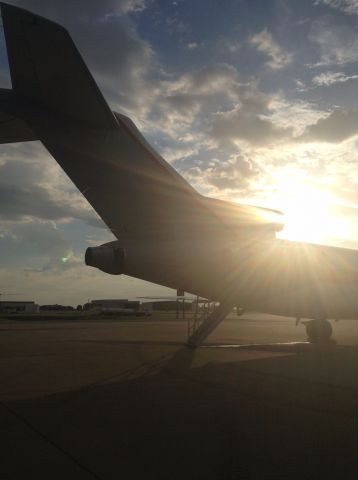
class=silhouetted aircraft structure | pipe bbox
[0,3,357,345]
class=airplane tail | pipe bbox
[0,2,283,244]
[0,2,202,241]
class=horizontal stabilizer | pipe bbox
[0,111,37,143]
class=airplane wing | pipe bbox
[0,2,283,241]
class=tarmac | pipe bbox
[0,313,358,479]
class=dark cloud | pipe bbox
[0,182,103,227]
[210,107,293,147]
[0,144,105,227]
[155,94,200,121]
[300,109,358,142]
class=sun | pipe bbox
[269,173,351,245]
[279,195,332,244]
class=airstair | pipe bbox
[187,298,234,347]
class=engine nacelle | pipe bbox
[85,243,125,275]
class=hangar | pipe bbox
[0,301,39,314]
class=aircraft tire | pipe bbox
[305,319,333,342]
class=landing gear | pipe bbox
[303,319,333,342]
[236,307,245,316]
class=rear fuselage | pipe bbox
[92,237,358,321]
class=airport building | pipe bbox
[84,299,140,312]
[0,301,39,314]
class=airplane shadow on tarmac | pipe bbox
[1,344,358,480]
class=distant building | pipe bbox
[0,301,39,314]
[39,304,74,312]
[85,299,140,313]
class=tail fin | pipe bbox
[0,2,201,241]
[0,2,117,130]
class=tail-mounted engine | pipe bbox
[85,242,125,275]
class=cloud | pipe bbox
[184,154,259,193]
[116,0,148,14]
[165,63,240,96]
[209,104,293,148]
[0,219,75,270]
[315,0,358,15]
[146,63,244,137]
[0,143,104,227]
[268,98,327,136]
[149,63,295,150]
[225,41,241,53]
[300,109,358,142]
[309,18,358,66]
[312,71,358,85]
[0,183,84,222]
[187,42,199,50]
[249,30,292,70]
[161,146,199,163]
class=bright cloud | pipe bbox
[312,71,358,85]
[184,154,259,194]
[249,30,293,70]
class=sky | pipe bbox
[1,0,358,305]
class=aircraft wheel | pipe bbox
[305,319,332,342]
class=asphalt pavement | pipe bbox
[0,314,357,479]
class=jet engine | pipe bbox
[85,242,125,275]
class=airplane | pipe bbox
[0,2,357,346]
